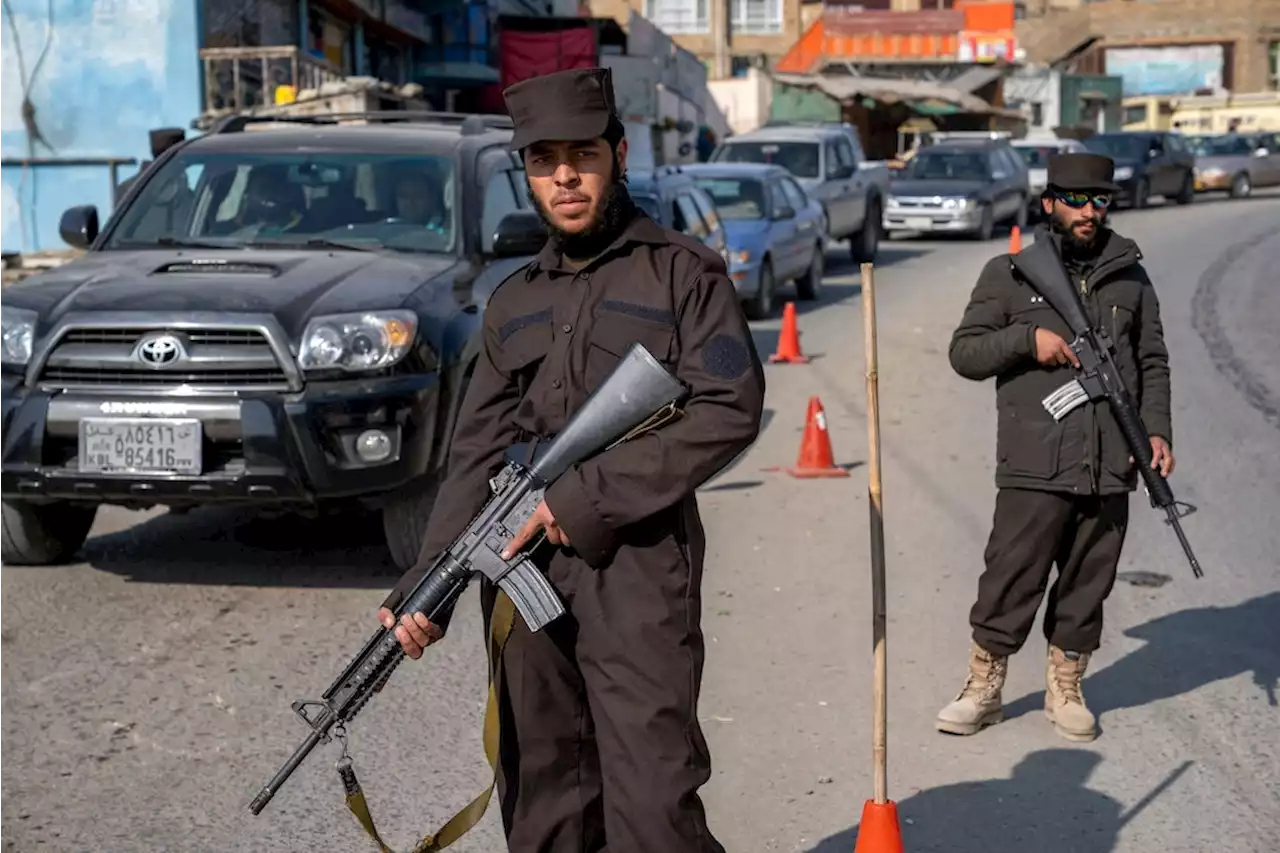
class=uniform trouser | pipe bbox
[478,503,725,853]
[970,488,1130,658]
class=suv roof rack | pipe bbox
[208,111,514,135]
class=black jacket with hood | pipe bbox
[949,224,1172,496]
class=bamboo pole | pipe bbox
[861,260,888,806]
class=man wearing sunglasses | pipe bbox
[937,152,1174,743]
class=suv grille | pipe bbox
[38,326,291,391]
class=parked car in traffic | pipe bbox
[1185,131,1280,198]
[626,165,729,266]
[883,137,1031,240]
[684,162,827,320]
[1,111,547,570]
[708,121,889,264]
[1011,136,1090,219]
[1081,130,1196,208]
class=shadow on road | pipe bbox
[806,750,1193,853]
[1001,592,1280,724]
[83,507,400,587]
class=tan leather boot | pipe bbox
[1045,644,1097,742]
[936,641,1008,735]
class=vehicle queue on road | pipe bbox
[695,122,1280,321]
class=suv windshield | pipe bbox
[106,150,458,254]
[693,177,766,220]
[902,150,990,181]
[713,141,820,179]
[1082,134,1148,161]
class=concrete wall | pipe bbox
[1004,67,1063,134]
[1,0,203,254]
[1020,0,1280,93]
[707,68,772,134]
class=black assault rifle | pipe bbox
[248,343,688,816]
[1011,240,1203,579]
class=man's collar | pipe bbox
[526,210,669,280]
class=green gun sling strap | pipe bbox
[336,588,518,852]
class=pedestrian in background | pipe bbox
[937,152,1174,743]
[378,67,764,852]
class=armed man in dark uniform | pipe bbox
[376,67,764,852]
[937,153,1174,743]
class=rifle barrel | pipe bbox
[249,728,326,815]
[1165,507,1204,578]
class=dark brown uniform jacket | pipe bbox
[383,209,766,620]
[949,226,1172,496]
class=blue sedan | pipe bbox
[683,163,828,320]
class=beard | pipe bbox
[1049,207,1104,257]
[527,163,637,261]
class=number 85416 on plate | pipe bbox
[78,417,203,476]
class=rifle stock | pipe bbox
[1011,240,1203,580]
[248,343,688,816]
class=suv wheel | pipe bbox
[1,500,98,565]
[973,205,995,241]
[1230,172,1252,199]
[851,197,881,264]
[382,475,443,571]
[1014,200,1029,231]
[1132,177,1150,209]
[795,244,823,301]
[744,260,775,321]
[1175,171,1195,205]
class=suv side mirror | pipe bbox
[59,205,100,249]
[1147,148,1161,160]
[773,204,796,221]
[491,210,546,258]
[828,163,853,180]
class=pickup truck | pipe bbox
[709,121,890,266]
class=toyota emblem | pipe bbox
[135,333,185,367]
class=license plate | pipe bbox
[78,418,202,475]
[905,216,933,230]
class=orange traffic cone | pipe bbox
[769,302,809,364]
[1009,225,1022,254]
[853,799,905,853]
[788,396,850,478]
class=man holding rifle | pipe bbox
[938,152,1175,743]
[377,67,764,852]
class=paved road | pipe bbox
[3,191,1278,853]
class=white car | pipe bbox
[1011,137,1090,217]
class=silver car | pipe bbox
[1187,132,1280,199]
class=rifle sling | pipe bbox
[338,588,518,852]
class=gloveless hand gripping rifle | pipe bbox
[1011,239,1203,579]
[248,343,688,817]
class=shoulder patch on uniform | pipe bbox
[498,307,553,343]
[702,333,752,381]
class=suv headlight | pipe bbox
[298,310,418,373]
[1,305,37,367]
[1113,166,1134,182]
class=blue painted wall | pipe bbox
[1,0,203,254]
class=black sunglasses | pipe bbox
[1054,189,1112,209]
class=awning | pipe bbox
[949,65,1006,93]
[771,71,1022,119]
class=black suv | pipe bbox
[1081,131,1196,209]
[0,111,550,569]
[627,165,729,264]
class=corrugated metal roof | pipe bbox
[772,71,1025,120]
